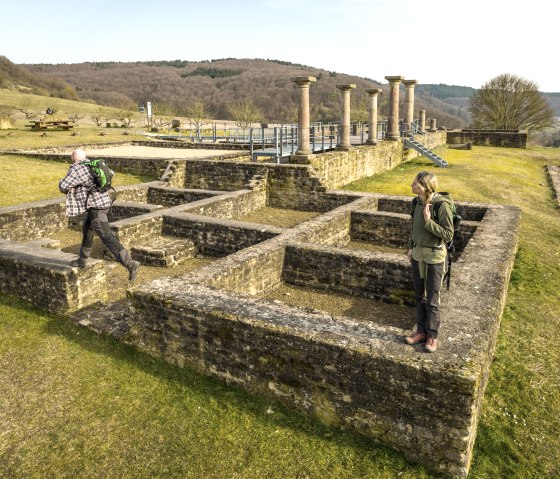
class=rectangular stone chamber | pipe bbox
[126,194,519,478]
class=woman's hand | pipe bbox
[423,202,431,221]
[407,249,413,262]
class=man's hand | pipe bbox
[407,248,413,262]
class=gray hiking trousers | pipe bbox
[411,259,445,339]
[79,208,133,268]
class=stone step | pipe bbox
[131,235,197,268]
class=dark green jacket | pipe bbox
[409,193,454,249]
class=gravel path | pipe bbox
[83,145,241,159]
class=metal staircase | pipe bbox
[404,137,448,168]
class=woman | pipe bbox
[405,171,454,353]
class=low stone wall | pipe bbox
[133,140,251,152]
[182,189,267,220]
[108,201,163,222]
[0,239,107,312]
[447,129,528,148]
[283,243,413,303]
[125,195,521,478]
[162,213,282,257]
[0,198,67,241]
[183,160,266,191]
[8,152,169,178]
[350,210,479,255]
[547,165,560,207]
[307,131,447,190]
[147,186,222,207]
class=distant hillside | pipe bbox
[0,56,78,100]
[25,59,473,127]
[13,58,560,126]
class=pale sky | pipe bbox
[1,0,558,92]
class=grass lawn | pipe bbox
[0,146,559,478]
[0,155,153,207]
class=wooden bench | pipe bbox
[26,120,74,131]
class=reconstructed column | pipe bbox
[385,76,404,141]
[366,88,383,145]
[403,79,418,131]
[419,109,426,131]
[430,118,437,131]
[336,84,356,150]
[292,76,316,158]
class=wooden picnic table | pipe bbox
[26,120,74,131]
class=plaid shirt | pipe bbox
[59,161,112,216]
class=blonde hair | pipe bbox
[415,171,438,203]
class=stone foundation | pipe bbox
[447,129,528,148]
[126,194,520,479]
[0,239,107,312]
[0,141,520,478]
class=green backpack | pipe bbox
[83,159,114,193]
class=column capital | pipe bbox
[385,75,404,83]
[292,76,316,86]
[403,79,418,87]
[336,84,356,91]
[366,88,383,96]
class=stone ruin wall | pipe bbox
[0,137,521,478]
[447,129,528,148]
[125,195,520,479]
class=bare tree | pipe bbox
[351,95,368,124]
[115,109,137,127]
[151,103,175,129]
[185,100,209,131]
[90,108,113,127]
[228,98,262,130]
[67,112,86,123]
[469,74,554,130]
[16,97,38,120]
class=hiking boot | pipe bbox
[70,257,93,268]
[127,260,141,282]
[425,337,438,353]
[405,331,427,345]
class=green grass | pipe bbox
[0,89,149,149]
[0,155,152,207]
[1,145,560,478]
[345,147,560,478]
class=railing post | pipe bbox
[249,128,254,161]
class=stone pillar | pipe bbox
[403,80,417,131]
[419,109,426,131]
[430,118,437,131]
[291,76,316,159]
[365,88,382,145]
[385,76,404,141]
[336,84,355,150]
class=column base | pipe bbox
[290,153,313,164]
[335,144,351,151]
[365,140,378,145]
[385,134,400,141]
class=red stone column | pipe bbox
[403,80,417,132]
[366,88,382,145]
[336,84,356,150]
[292,76,316,158]
[385,76,404,141]
[419,109,426,131]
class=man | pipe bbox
[59,149,140,281]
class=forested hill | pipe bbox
[6,57,559,125]
[21,59,471,127]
